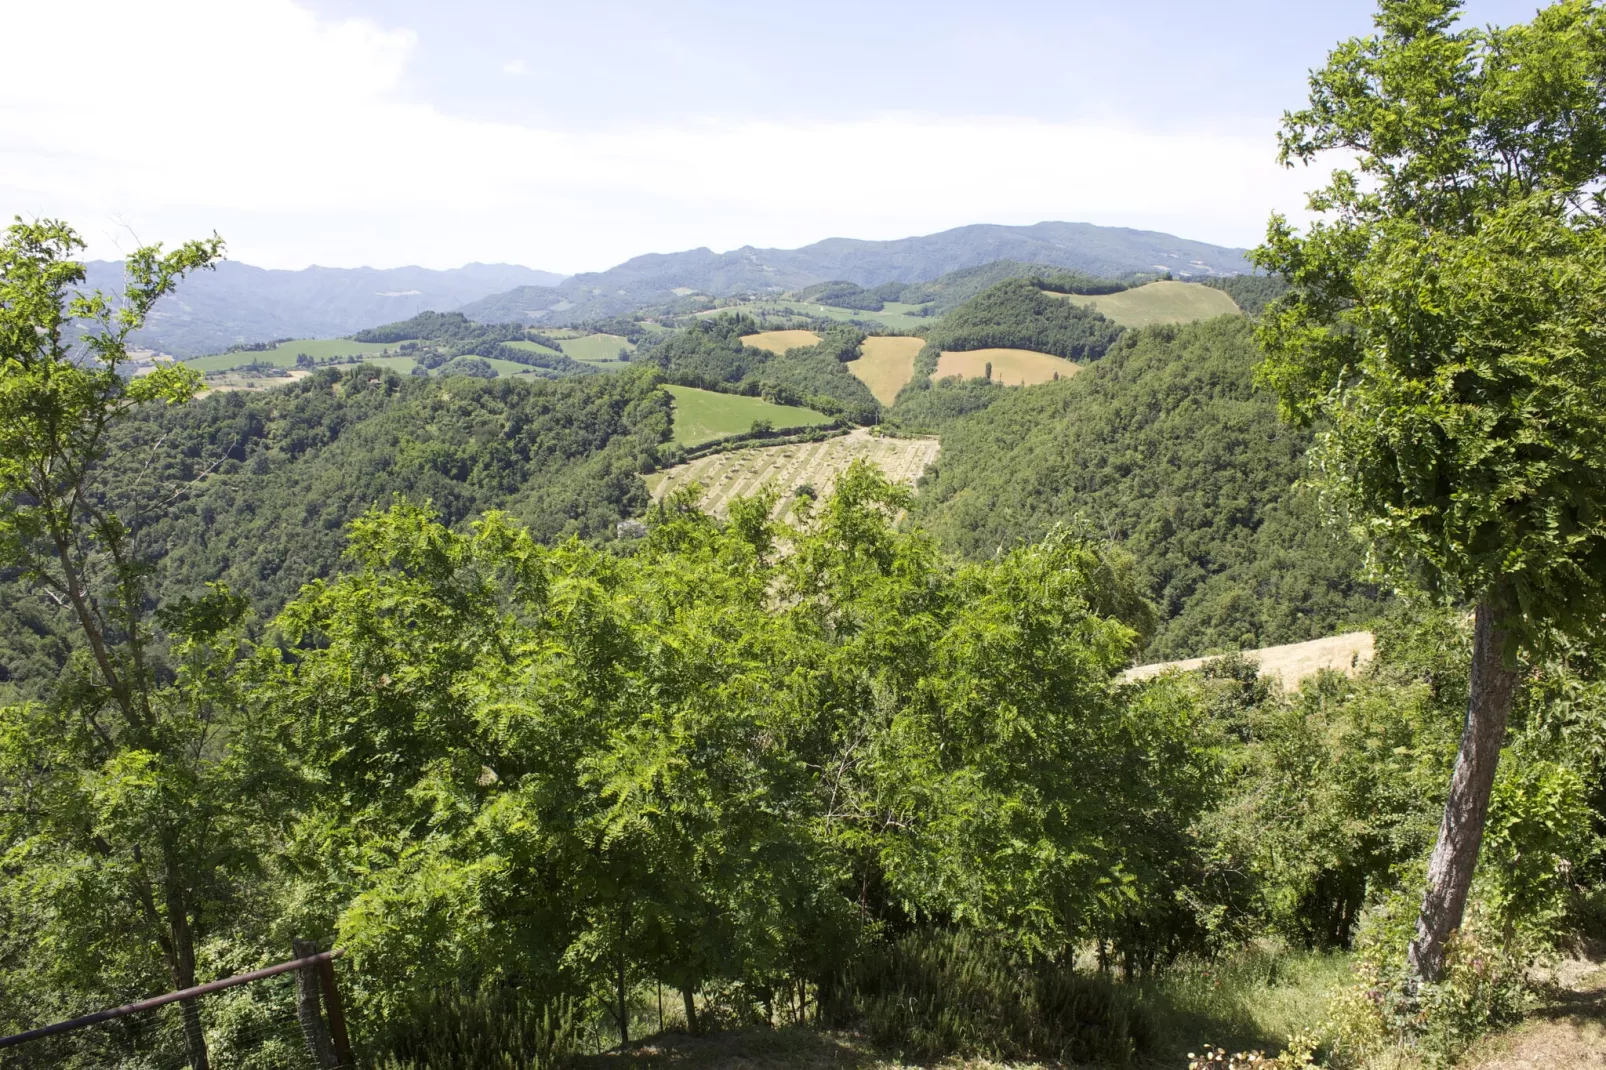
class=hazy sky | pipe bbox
[0,0,1545,272]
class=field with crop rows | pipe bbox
[740,329,821,354]
[1054,280,1241,328]
[663,385,832,446]
[934,348,1080,386]
[645,428,940,518]
[849,336,923,404]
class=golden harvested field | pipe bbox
[1055,280,1242,327]
[935,348,1079,387]
[741,329,821,354]
[645,428,940,519]
[1124,631,1375,691]
[849,336,923,404]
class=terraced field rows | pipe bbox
[647,429,940,518]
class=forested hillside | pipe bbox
[919,278,1124,360]
[0,366,673,702]
[636,315,880,423]
[913,317,1381,657]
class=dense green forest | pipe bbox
[0,365,674,703]
[12,6,1606,1070]
[911,317,1379,658]
[915,277,1124,360]
[635,314,880,424]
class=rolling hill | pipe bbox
[458,221,1253,326]
[85,260,566,357]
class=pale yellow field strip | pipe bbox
[934,348,1080,387]
[849,336,924,405]
[740,329,822,354]
[648,429,941,518]
[1054,280,1242,328]
[1123,631,1375,691]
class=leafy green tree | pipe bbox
[0,219,260,1069]
[1254,0,1606,982]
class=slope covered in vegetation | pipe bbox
[913,317,1381,658]
[0,366,674,701]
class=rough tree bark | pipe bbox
[1407,597,1518,984]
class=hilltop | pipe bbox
[457,221,1253,325]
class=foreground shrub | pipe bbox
[365,987,578,1070]
[843,929,1150,1065]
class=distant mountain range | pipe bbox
[87,261,566,357]
[458,221,1254,326]
[107,222,1254,354]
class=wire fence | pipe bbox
[0,947,352,1070]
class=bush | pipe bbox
[365,987,579,1070]
[843,930,1150,1065]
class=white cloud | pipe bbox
[0,0,1322,271]
[502,59,527,76]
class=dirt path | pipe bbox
[1461,958,1606,1067]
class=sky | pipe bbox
[0,0,1547,273]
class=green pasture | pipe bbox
[185,337,407,373]
[662,385,831,447]
[560,333,636,362]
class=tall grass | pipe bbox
[843,929,1152,1066]
[1133,944,1354,1063]
[365,987,580,1070]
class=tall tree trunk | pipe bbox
[1407,597,1517,985]
[168,881,210,1070]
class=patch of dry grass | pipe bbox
[1052,281,1242,328]
[934,348,1080,387]
[849,337,924,404]
[1124,632,1375,691]
[741,330,823,354]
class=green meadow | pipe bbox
[559,333,635,362]
[662,384,831,447]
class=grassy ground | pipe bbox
[1133,948,1353,1065]
[645,429,939,518]
[849,337,923,404]
[1054,281,1242,328]
[568,947,1353,1070]
[741,329,822,354]
[662,385,832,447]
[185,338,407,372]
[562,333,637,362]
[934,348,1080,387]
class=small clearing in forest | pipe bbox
[935,348,1079,387]
[849,337,923,404]
[645,428,939,518]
